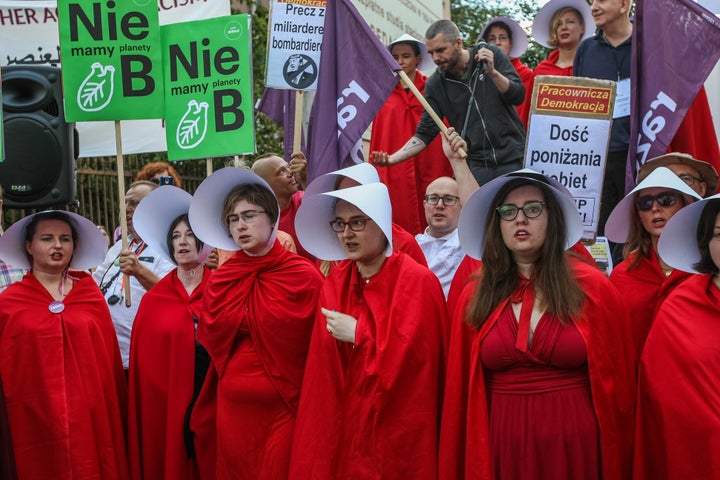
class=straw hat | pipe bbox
[295,183,393,261]
[657,193,720,273]
[531,0,594,49]
[604,167,702,243]
[458,169,583,260]
[388,33,435,72]
[133,185,213,264]
[637,152,719,196]
[188,167,279,252]
[479,16,528,58]
[0,210,108,270]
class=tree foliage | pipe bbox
[451,0,551,70]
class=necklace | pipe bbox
[48,270,69,313]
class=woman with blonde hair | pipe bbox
[532,0,594,76]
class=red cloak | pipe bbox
[371,72,453,235]
[633,274,720,479]
[439,258,636,480]
[289,253,449,479]
[128,268,211,480]
[0,272,129,480]
[511,57,535,128]
[280,191,316,262]
[197,241,323,478]
[533,49,574,77]
[609,249,691,358]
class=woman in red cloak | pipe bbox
[634,194,720,479]
[187,168,323,479]
[440,171,636,479]
[0,211,128,479]
[289,182,448,479]
[127,186,214,480]
[605,166,701,357]
[532,0,593,77]
[370,34,453,235]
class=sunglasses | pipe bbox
[634,191,681,212]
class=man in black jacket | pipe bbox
[371,19,526,186]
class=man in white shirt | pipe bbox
[415,176,464,298]
[93,181,175,368]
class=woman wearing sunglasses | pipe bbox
[290,183,448,479]
[605,166,701,358]
[440,170,635,479]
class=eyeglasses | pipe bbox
[496,201,546,221]
[329,216,372,232]
[225,210,267,226]
[634,191,680,211]
[677,173,703,187]
[424,194,460,206]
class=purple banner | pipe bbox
[256,87,298,162]
[305,0,399,183]
[628,0,720,188]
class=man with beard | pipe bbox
[372,19,526,186]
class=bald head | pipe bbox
[251,155,298,204]
[424,176,461,237]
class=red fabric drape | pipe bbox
[511,57,535,128]
[289,253,448,479]
[128,268,211,480]
[371,72,453,235]
[533,49,574,77]
[439,258,636,480]
[0,272,129,480]
[633,274,720,479]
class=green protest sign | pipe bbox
[57,0,164,122]
[161,15,255,161]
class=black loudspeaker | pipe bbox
[0,66,78,209]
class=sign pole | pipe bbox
[114,121,132,307]
[293,90,304,152]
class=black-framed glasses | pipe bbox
[225,210,267,227]
[424,194,460,206]
[677,173,703,187]
[496,201,546,221]
[634,191,680,211]
[329,216,372,232]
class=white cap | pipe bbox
[304,162,380,196]
[388,33,436,72]
[532,0,594,49]
[479,16,528,58]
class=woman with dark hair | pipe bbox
[0,210,128,479]
[187,168,323,479]
[289,182,448,479]
[633,194,720,479]
[370,34,452,235]
[605,167,701,357]
[127,186,213,480]
[532,0,594,76]
[439,171,635,479]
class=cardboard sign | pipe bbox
[162,15,255,160]
[524,75,616,240]
[57,0,164,122]
[265,0,326,91]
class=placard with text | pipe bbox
[57,0,164,122]
[524,75,616,240]
[161,15,255,160]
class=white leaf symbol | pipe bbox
[177,100,209,149]
[77,62,115,112]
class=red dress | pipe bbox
[633,274,720,479]
[289,253,449,479]
[482,306,599,479]
[128,268,211,480]
[439,258,636,480]
[609,249,690,358]
[196,241,322,479]
[0,272,129,480]
[371,72,453,235]
[280,191,315,262]
[533,50,573,77]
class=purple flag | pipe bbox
[305,0,399,183]
[627,0,720,188]
[256,87,298,162]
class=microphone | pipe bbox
[474,40,489,74]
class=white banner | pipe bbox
[0,0,230,157]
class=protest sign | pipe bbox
[57,0,164,122]
[524,75,616,240]
[162,15,255,160]
[265,0,326,91]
